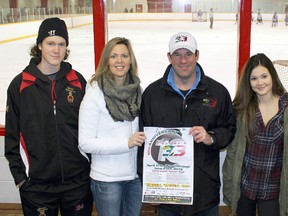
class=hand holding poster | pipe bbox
[142,127,194,205]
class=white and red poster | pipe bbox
[142,127,194,205]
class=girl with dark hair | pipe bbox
[223,53,288,216]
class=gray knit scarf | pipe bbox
[98,70,142,122]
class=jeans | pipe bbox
[90,177,142,216]
[158,204,218,216]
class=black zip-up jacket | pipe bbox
[137,63,236,215]
[5,58,90,186]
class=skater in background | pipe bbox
[256,11,263,24]
[285,12,288,26]
[272,12,278,27]
[209,8,214,29]
[197,10,203,22]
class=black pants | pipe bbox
[19,177,93,216]
[210,18,213,28]
[237,193,280,216]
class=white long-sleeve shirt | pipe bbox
[79,82,139,182]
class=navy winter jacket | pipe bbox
[137,63,236,214]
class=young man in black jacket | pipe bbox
[5,17,93,216]
[137,32,236,216]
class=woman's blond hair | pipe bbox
[90,37,138,84]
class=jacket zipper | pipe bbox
[51,80,65,182]
[129,122,135,177]
[52,80,57,115]
[180,99,187,126]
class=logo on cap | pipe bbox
[175,35,188,43]
[48,30,56,36]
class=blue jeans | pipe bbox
[90,177,142,216]
[158,204,218,216]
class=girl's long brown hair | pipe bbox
[233,53,286,143]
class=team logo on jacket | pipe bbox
[202,98,217,108]
[66,87,75,103]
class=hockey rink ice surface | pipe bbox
[1,20,288,124]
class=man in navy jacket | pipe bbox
[137,32,236,216]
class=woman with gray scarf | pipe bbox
[78,37,146,216]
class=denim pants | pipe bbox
[90,177,142,216]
